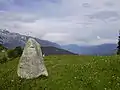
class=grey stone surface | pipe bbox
[17,38,48,79]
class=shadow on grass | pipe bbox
[17,75,48,81]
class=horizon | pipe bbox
[0,29,117,46]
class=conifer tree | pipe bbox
[117,30,120,55]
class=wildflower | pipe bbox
[98,80,100,82]
[68,81,71,84]
[87,63,90,65]
[105,60,107,62]
[117,77,120,80]
[101,58,103,60]
[104,88,107,90]
[89,77,92,79]
[74,77,77,79]
[117,83,120,86]
[112,75,115,78]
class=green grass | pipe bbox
[0,55,120,90]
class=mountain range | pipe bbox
[0,29,75,55]
[0,29,61,49]
[0,29,117,56]
[61,44,117,55]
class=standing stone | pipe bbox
[17,38,48,79]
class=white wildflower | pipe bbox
[74,77,77,79]
[104,88,107,90]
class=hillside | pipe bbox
[0,54,120,90]
[62,43,117,55]
[0,29,76,55]
[0,29,60,49]
[0,29,117,56]
[41,47,76,55]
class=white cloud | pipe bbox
[0,0,119,45]
[97,36,101,39]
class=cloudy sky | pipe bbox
[0,0,120,46]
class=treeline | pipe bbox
[117,31,120,55]
[0,44,23,64]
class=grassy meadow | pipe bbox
[0,53,120,90]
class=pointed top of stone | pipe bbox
[27,38,41,47]
[28,38,37,43]
[17,38,48,79]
